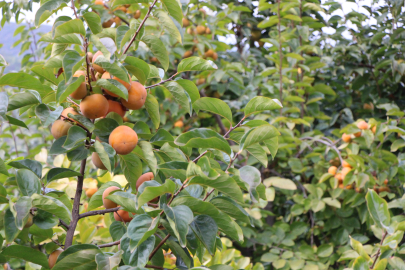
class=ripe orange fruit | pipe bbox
[212,52,218,61]
[92,152,107,170]
[335,173,343,182]
[103,186,121,209]
[183,51,193,58]
[205,27,211,34]
[357,120,368,130]
[102,72,132,97]
[182,18,190,27]
[204,49,215,58]
[372,126,377,134]
[48,249,63,269]
[134,10,141,19]
[174,120,184,128]
[92,51,105,74]
[121,81,147,110]
[86,187,98,198]
[328,166,337,176]
[51,120,72,139]
[61,107,79,121]
[342,160,351,168]
[70,71,87,100]
[102,18,114,28]
[94,0,104,5]
[354,131,362,137]
[105,100,126,118]
[378,186,390,193]
[338,183,344,189]
[384,179,388,185]
[363,103,374,110]
[342,133,351,143]
[136,172,154,190]
[196,78,206,85]
[187,27,195,35]
[114,210,134,222]
[341,167,352,178]
[109,126,138,155]
[196,25,206,35]
[80,94,109,119]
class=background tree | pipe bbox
[1,0,405,269]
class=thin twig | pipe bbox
[370,231,387,269]
[79,207,120,219]
[145,72,178,89]
[98,240,120,248]
[59,219,70,229]
[67,97,80,107]
[301,137,344,166]
[123,0,159,54]
[71,0,79,19]
[277,0,283,116]
[148,233,170,261]
[9,124,19,158]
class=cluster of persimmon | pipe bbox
[94,0,141,28]
[341,120,377,143]
[102,172,156,222]
[51,50,147,170]
[328,160,355,190]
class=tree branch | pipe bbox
[123,0,159,54]
[59,219,70,230]
[148,233,170,261]
[301,137,344,166]
[64,158,87,249]
[79,207,120,219]
[370,230,387,269]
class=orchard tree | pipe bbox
[0,0,281,269]
[2,0,405,269]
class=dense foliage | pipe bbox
[1,0,405,269]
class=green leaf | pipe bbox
[62,50,84,83]
[264,136,279,158]
[31,193,72,223]
[0,245,48,268]
[90,35,111,60]
[127,214,160,249]
[14,196,32,230]
[240,124,280,150]
[161,0,183,25]
[366,190,390,229]
[56,76,86,103]
[54,18,85,38]
[47,168,82,183]
[155,11,182,43]
[0,91,8,118]
[96,78,128,100]
[106,191,137,213]
[374,259,388,270]
[126,236,155,267]
[35,104,64,127]
[94,55,129,83]
[164,81,191,115]
[145,94,160,129]
[353,256,369,270]
[0,72,53,98]
[96,251,122,270]
[158,161,188,181]
[175,128,231,155]
[120,153,142,191]
[350,236,371,262]
[124,56,150,85]
[4,208,19,243]
[150,129,174,146]
[210,196,250,223]
[177,57,217,73]
[0,158,8,177]
[7,92,40,111]
[68,114,95,132]
[163,204,194,247]
[0,184,7,204]
[31,64,61,85]
[8,159,42,178]
[239,166,261,200]
[137,180,175,207]
[317,243,333,257]
[264,177,297,190]
[313,84,336,96]
[283,14,302,21]
[189,174,243,203]
[63,125,87,150]
[35,0,68,26]
[171,196,243,242]
[52,245,102,270]
[95,141,116,172]
[141,35,169,71]
[137,141,158,175]
[244,96,283,117]
[40,32,82,45]
[16,169,41,197]
[176,79,200,104]
[193,97,232,125]
[83,12,103,34]
[189,215,218,255]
